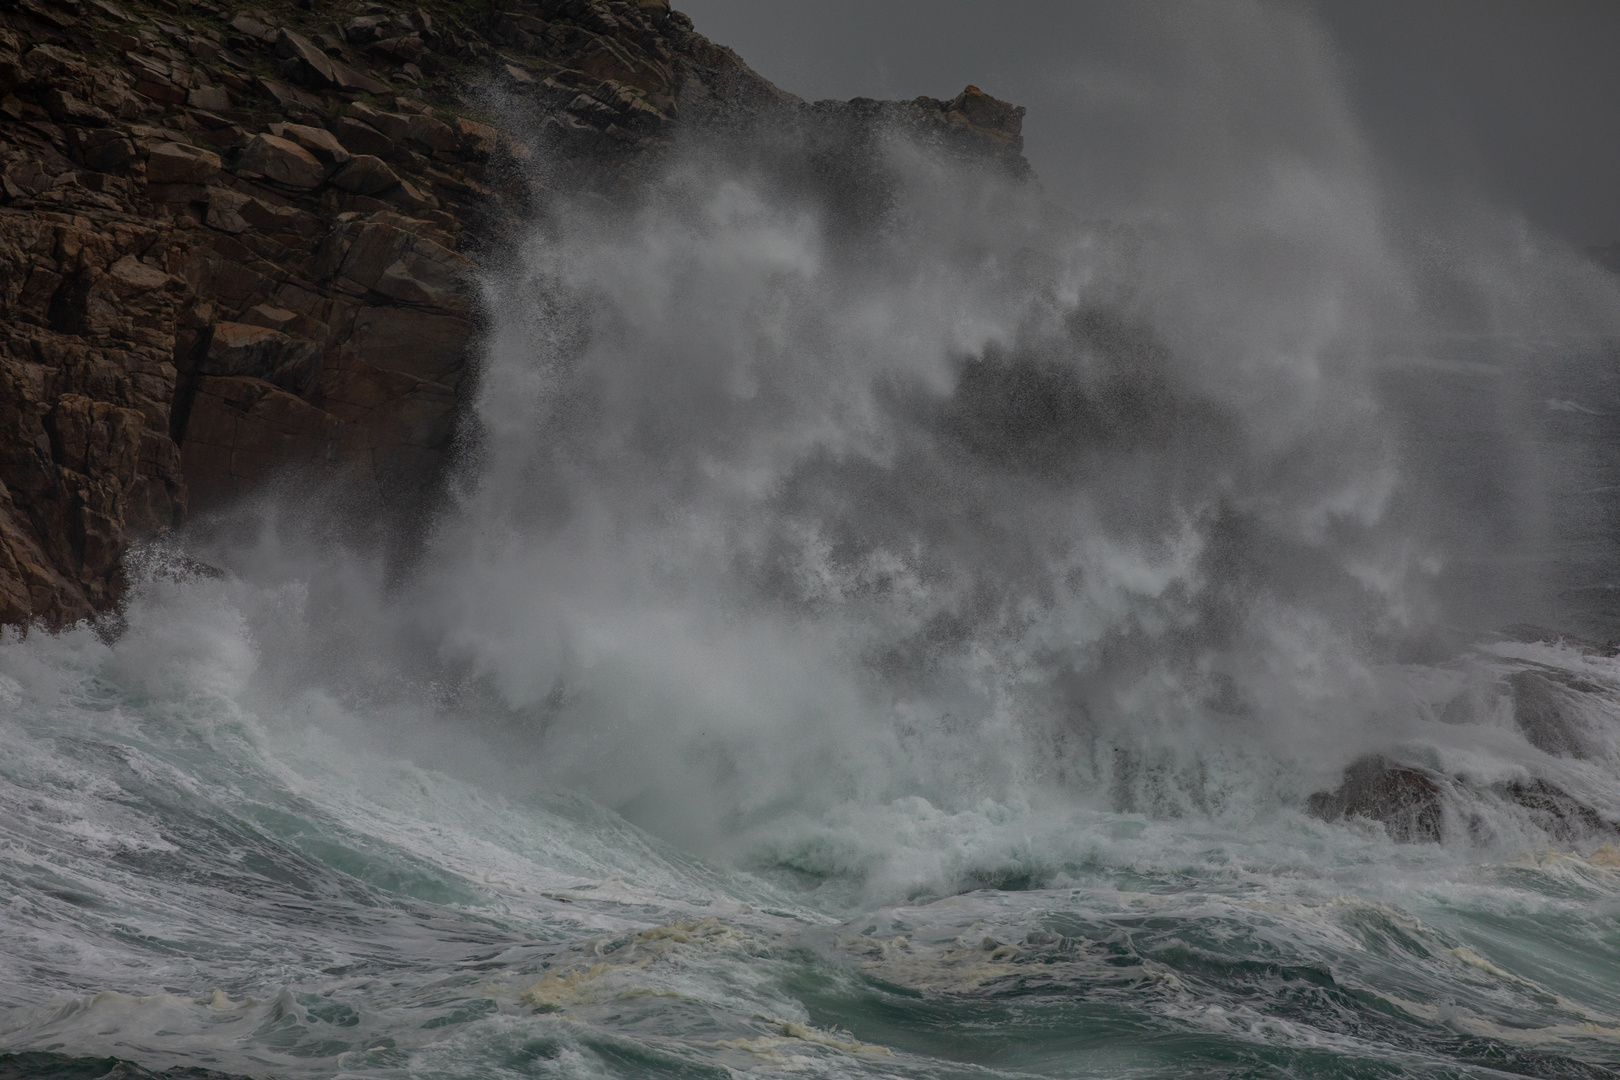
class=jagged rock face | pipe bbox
[0,0,1028,628]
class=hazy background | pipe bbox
[678,0,1620,249]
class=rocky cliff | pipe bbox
[0,0,1027,628]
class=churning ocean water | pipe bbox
[7,6,1620,1079]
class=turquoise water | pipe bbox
[1,594,1619,1079]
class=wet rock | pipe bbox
[1306,756,1445,843]
[346,305,469,380]
[945,84,1025,138]
[235,132,326,189]
[1494,778,1619,842]
[1507,670,1596,758]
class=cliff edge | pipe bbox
[0,0,1027,627]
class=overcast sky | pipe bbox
[678,1,1620,248]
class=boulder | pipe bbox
[276,24,402,96]
[146,141,222,184]
[454,117,498,158]
[330,154,398,196]
[235,132,327,189]
[204,186,253,233]
[228,13,275,42]
[269,122,351,169]
[385,178,437,213]
[45,89,112,126]
[331,116,394,159]
[343,15,390,46]
[187,85,231,112]
[254,77,326,118]
[1306,756,1445,843]
[347,101,412,143]
[404,113,457,155]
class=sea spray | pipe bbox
[5,3,1620,1077]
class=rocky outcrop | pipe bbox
[1306,756,1446,843]
[1307,753,1620,845]
[0,0,1029,627]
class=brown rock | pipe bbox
[187,85,232,112]
[404,113,457,155]
[385,178,437,213]
[330,154,398,196]
[946,85,1025,137]
[347,101,412,143]
[204,186,252,233]
[347,305,469,380]
[331,116,393,159]
[134,74,188,106]
[45,89,112,126]
[269,122,351,169]
[228,14,275,42]
[254,76,325,117]
[240,304,300,333]
[235,132,327,189]
[453,117,498,158]
[317,354,457,494]
[147,141,222,185]
[180,375,341,507]
[201,320,323,393]
[327,219,469,313]
[275,29,390,95]
[106,254,170,294]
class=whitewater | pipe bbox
[5,5,1620,1078]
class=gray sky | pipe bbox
[678,1,1620,247]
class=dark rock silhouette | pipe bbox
[1306,755,1446,843]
